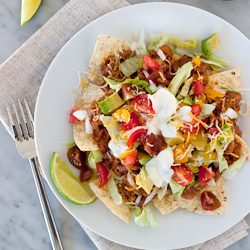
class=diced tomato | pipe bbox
[143,55,161,71]
[127,128,148,147]
[67,145,86,169]
[171,164,193,186]
[131,94,154,115]
[202,118,209,124]
[207,127,220,136]
[96,163,109,188]
[123,149,138,168]
[194,79,205,95]
[181,123,197,134]
[144,133,162,157]
[191,104,201,117]
[69,108,80,124]
[181,118,208,134]
[198,166,215,187]
[121,83,145,101]
[201,191,221,211]
[120,112,140,131]
[147,68,163,84]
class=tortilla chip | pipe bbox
[74,35,131,152]
[73,84,104,151]
[235,135,250,161]
[153,177,227,215]
[151,192,180,215]
[88,35,131,83]
[89,179,132,224]
[207,68,241,91]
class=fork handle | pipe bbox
[29,157,64,250]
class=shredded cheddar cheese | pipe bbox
[185,131,190,147]
[80,79,87,88]
[196,123,200,135]
[189,112,208,129]
[112,108,130,123]
[100,57,106,63]
[229,153,239,158]
[168,117,182,129]
[132,33,136,42]
[192,57,201,67]
[159,71,166,81]
[210,137,217,151]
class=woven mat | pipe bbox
[0,0,248,249]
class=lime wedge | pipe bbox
[50,152,96,205]
[21,0,42,26]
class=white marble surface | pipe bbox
[0,0,250,250]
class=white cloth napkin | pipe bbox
[0,0,248,249]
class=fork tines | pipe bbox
[6,98,34,141]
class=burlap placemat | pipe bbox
[0,0,248,249]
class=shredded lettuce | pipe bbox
[100,115,122,142]
[136,166,154,195]
[223,156,246,180]
[147,33,198,51]
[137,28,147,55]
[218,125,234,146]
[134,203,158,228]
[179,77,193,98]
[123,78,152,94]
[87,150,103,169]
[187,176,196,186]
[120,56,140,76]
[192,52,228,70]
[226,156,246,174]
[103,77,152,94]
[102,77,121,90]
[169,179,185,198]
[168,62,193,96]
[206,55,228,66]
[148,33,170,51]
[168,35,198,49]
[200,103,216,118]
[107,177,122,205]
[215,143,228,172]
[157,184,168,200]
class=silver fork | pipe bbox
[6,98,64,250]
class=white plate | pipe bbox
[35,3,250,249]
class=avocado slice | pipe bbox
[202,33,220,57]
[138,151,152,165]
[87,150,103,169]
[183,96,194,106]
[164,131,184,146]
[98,92,124,115]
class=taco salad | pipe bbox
[59,31,250,226]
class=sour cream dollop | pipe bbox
[73,110,93,134]
[108,140,128,158]
[178,106,193,122]
[145,147,174,187]
[221,108,238,120]
[147,88,178,138]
